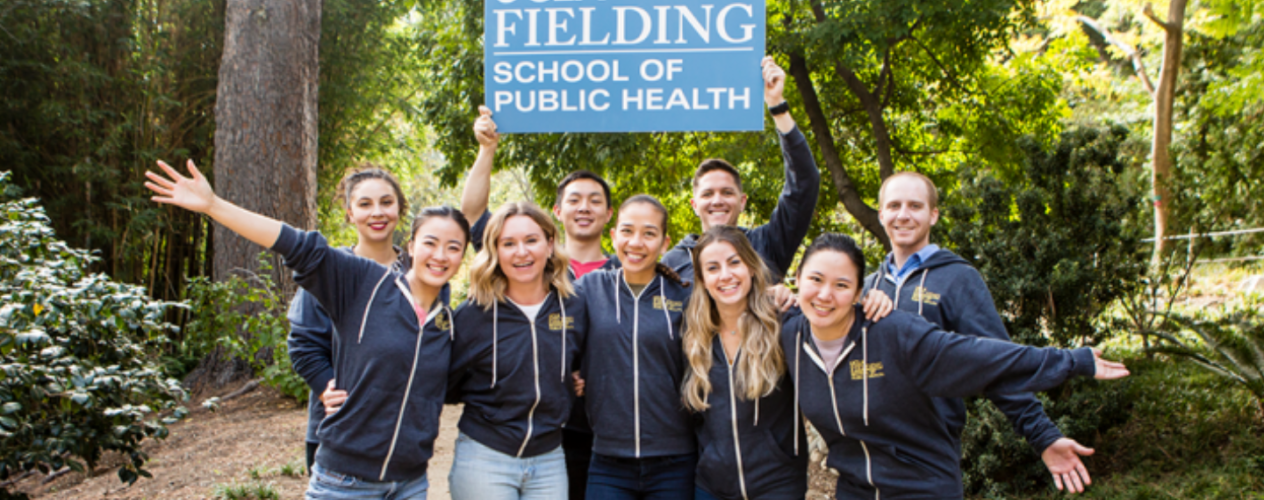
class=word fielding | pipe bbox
[485,0,766,133]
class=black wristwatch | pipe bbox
[768,101,790,116]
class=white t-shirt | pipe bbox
[508,297,544,323]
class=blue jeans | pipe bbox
[448,432,569,500]
[305,463,428,500]
[586,453,696,500]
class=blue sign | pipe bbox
[485,0,766,133]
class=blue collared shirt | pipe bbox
[885,244,940,285]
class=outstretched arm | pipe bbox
[145,159,282,248]
[898,319,1128,399]
[460,106,499,223]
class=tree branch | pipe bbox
[788,51,889,249]
[910,36,973,96]
[1076,15,1157,95]
[1143,3,1171,31]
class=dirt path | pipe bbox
[13,383,464,499]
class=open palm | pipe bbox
[145,160,216,214]
[1092,350,1129,380]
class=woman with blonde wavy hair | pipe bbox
[683,226,892,500]
[447,201,587,500]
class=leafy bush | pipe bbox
[942,126,1148,348]
[0,172,187,493]
[962,372,1135,496]
[941,128,1151,495]
[181,257,307,403]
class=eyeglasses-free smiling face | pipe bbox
[409,217,467,290]
[692,170,748,231]
[796,249,863,334]
[878,175,939,253]
[555,178,612,242]
[347,178,400,244]
[612,201,670,282]
[497,214,553,287]
[698,240,752,309]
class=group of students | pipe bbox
[144,57,1128,500]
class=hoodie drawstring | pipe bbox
[560,297,568,382]
[659,275,673,339]
[793,329,801,456]
[615,271,621,323]
[917,269,929,316]
[862,325,870,426]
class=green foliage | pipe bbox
[942,126,1148,347]
[963,369,1135,496]
[1151,294,1264,410]
[212,481,280,500]
[0,0,221,302]
[181,257,307,403]
[0,172,187,489]
[965,354,1264,499]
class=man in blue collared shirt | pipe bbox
[863,171,1100,495]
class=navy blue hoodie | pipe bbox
[576,269,694,458]
[448,292,587,458]
[862,249,1065,454]
[287,246,414,446]
[694,334,808,500]
[661,126,820,283]
[272,225,451,482]
[781,309,1098,499]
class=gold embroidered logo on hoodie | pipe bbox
[549,313,575,331]
[911,286,941,306]
[434,311,451,331]
[850,360,884,380]
[652,296,684,312]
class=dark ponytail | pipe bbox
[655,262,689,287]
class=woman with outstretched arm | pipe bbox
[782,232,1129,500]
[146,160,468,499]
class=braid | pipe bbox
[656,262,689,287]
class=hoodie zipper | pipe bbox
[722,345,750,500]
[803,337,881,498]
[379,279,435,480]
[515,299,545,458]
[626,274,646,458]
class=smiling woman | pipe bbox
[446,201,587,500]
[143,159,470,499]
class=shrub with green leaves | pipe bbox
[182,257,307,403]
[0,172,187,493]
[942,126,1148,348]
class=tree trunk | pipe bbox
[788,52,891,250]
[202,0,321,387]
[213,0,320,289]
[1149,0,1186,268]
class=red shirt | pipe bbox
[570,258,609,278]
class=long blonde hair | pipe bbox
[468,202,573,308]
[682,226,784,412]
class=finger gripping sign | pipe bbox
[485,0,766,133]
